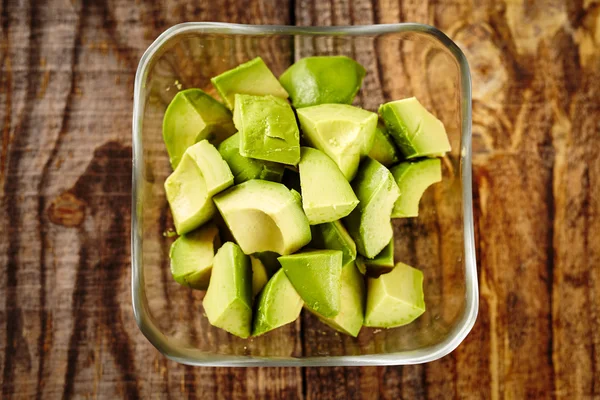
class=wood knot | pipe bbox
[47,191,86,227]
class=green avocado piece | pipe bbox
[169,223,220,289]
[279,250,343,318]
[163,89,236,169]
[356,239,394,277]
[390,158,442,218]
[203,242,253,338]
[233,94,300,165]
[364,262,425,328]
[379,97,451,159]
[250,255,269,297]
[279,56,366,108]
[252,251,282,276]
[344,158,400,258]
[165,140,234,234]
[368,122,400,167]
[310,220,357,268]
[213,180,311,255]
[316,262,365,337]
[297,104,377,180]
[298,147,359,224]
[218,132,285,184]
[211,57,289,109]
[253,269,303,336]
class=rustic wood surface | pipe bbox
[1,0,599,398]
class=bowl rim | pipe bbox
[131,22,478,367]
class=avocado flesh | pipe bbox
[368,122,399,167]
[169,223,220,289]
[203,242,253,338]
[211,57,289,109]
[213,180,311,255]
[364,262,425,328]
[163,89,236,169]
[344,158,400,258]
[356,239,394,277]
[253,269,303,336]
[234,94,300,165]
[298,147,359,224]
[379,97,451,159]
[390,158,442,218]
[279,56,366,108]
[165,140,234,234]
[310,220,357,267]
[297,104,377,180]
[279,250,343,318]
[250,255,269,298]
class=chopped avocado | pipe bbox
[169,223,220,289]
[203,242,253,338]
[253,269,303,336]
[213,180,311,255]
[390,158,442,218]
[379,97,451,159]
[344,158,400,258]
[298,147,359,224]
[368,122,400,167]
[316,262,365,337]
[364,262,425,328]
[233,94,300,165]
[297,104,377,180]
[163,89,236,169]
[165,140,234,234]
[279,56,366,108]
[356,239,394,276]
[290,188,302,206]
[310,221,357,267]
[250,256,269,297]
[211,57,289,109]
[252,251,282,276]
[279,250,343,318]
[218,132,285,184]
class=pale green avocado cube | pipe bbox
[364,262,425,328]
[310,220,357,267]
[213,180,311,255]
[297,104,377,180]
[279,56,366,108]
[344,158,400,258]
[253,269,303,336]
[211,57,289,109]
[368,122,400,167]
[298,147,359,224]
[379,97,451,159]
[356,239,394,276]
[233,94,300,165]
[165,140,234,234]
[250,255,269,298]
[390,158,442,218]
[203,242,253,338]
[218,132,285,184]
[169,223,220,290]
[163,89,236,169]
[279,250,343,318]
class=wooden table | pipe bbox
[1,0,599,398]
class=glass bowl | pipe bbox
[131,22,477,366]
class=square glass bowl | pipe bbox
[132,23,477,366]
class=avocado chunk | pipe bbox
[364,262,425,328]
[165,140,234,234]
[298,147,359,224]
[316,262,365,337]
[310,221,357,267]
[218,132,285,184]
[211,57,289,109]
[213,180,311,255]
[368,122,400,167]
[390,158,442,218]
[279,56,366,108]
[379,97,451,159]
[250,255,269,297]
[233,94,300,165]
[163,89,236,169]
[297,104,377,180]
[279,250,343,318]
[252,251,282,276]
[169,223,220,289]
[253,269,303,336]
[344,158,400,258]
[356,239,394,276]
[203,242,253,338]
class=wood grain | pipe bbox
[1,0,599,399]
